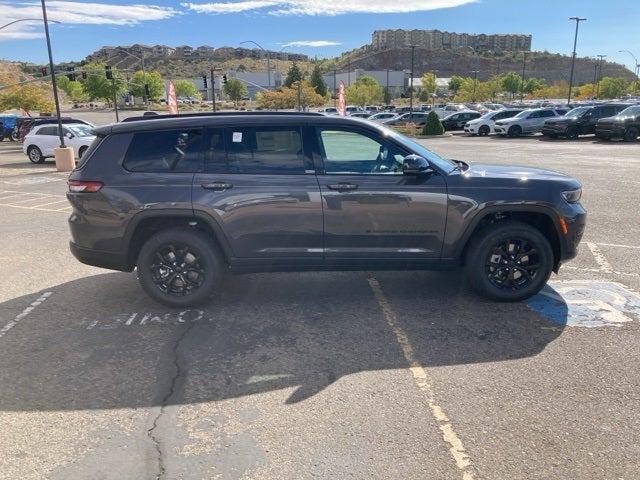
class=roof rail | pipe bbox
[121,111,325,122]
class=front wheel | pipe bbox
[465,221,554,302]
[27,145,44,164]
[566,127,579,140]
[479,125,490,136]
[137,228,224,307]
[623,127,639,142]
[507,125,522,138]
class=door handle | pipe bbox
[327,183,358,191]
[201,182,233,192]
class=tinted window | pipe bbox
[318,128,408,175]
[203,128,228,173]
[226,127,305,175]
[37,126,57,135]
[540,110,556,118]
[123,129,203,173]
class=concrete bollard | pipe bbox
[54,147,75,172]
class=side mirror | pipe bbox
[403,154,432,175]
[65,132,74,139]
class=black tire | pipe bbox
[78,146,88,158]
[566,127,579,140]
[137,228,224,307]
[507,125,522,138]
[479,125,490,136]
[27,145,44,164]
[465,221,554,302]
[11,130,20,142]
[623,127,639,142]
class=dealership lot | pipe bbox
[1,123,639,479]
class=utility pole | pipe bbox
[471,70,480,103]
[520,51,528,102]
[386,68,390,104]
[409,45,416,116]
[596,54,607,99]
[567,16,587,106]
[592,62,598,98]
[333,68,337,108]
[40,0,64,148]
[210,67,216,112]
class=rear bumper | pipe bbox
[69,241,132,272]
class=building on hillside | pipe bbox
[175,45,194,57]
[322,69,408,99]
[152,45,175,57]
[371,29,531,53]
[195,45,215,57]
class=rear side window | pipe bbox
[36,126,57,135]
[75,135,104,169]
[123,129,203,173]
[225,127,305,174]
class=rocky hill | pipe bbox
[339,48,636,84]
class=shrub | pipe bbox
[422,111,444,135]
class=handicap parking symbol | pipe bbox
[527,281,640,328]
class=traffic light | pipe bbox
[81,71,87,80]
[40,67,47,77]
[223,74,228,85]
[202,75,208,89]
[105,65,112,80]
[66,67,76,81]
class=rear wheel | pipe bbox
[78,146,88,158]
[507,125,522,138]
[465,221,554,302]
[27,145,44,164]
[10,130,19,141]
[623,127,639,142]
[479,125,490,136]
[137,228,224,307]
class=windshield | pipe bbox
[565,107,592,118]
[68,125,94,137]
[377,123,457,172]
[617,105,640,117]
[513,110,532,118]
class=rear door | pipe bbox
[35,126,59,156]
[192,124,323,263]
[313,125,448,263]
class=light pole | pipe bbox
[409,45,416,116]
[520,51,528,102]
[471,70,480,103]
[595,54,607,99]
[115,47,148,110]
[567,16,587,106]
[39,0,65,148]
[240,40,271,89]
[1,18,59,30]
[619,49,639,94]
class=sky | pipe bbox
[0,0,639,73]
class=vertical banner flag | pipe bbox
[337,81,346,116]
[166,80,178,114]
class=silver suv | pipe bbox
[494,108,566,137]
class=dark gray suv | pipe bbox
[67,112,586,307]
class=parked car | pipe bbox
[0,114,18,141]
[381,112,429,126]
[67,111,585,307]
[441,111,482,131]
[23,123,96,163]
[368,112,397,122]
[345,106,362,114]
[494,108,565,137]
[595,105,640,142]
[435,104,467,118]
[349,112,372,119]
[319,107,338,114]
[542,104,631,139]
[464,109,524,136]
[18,117,94,142]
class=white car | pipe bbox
[368,112,397,122]
[464,109,524,136]
[493,108,566,137]
[435,103,467,118]
[23,123,96,164]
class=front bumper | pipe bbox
[596,124,625,139]
[558,204,587,264]
[542,125,568,136]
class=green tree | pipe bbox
[56,75,86,102]
[422,110,444,135]
[284,62,304,88]
[345,76,384,106]
[223,78,248,105]
[80,63,126,106]
[418,72,437,102]
[309,64,328,96]
[174,79,201,99]
[130,70,164,100]
[598,77,629,99]
[523,78,546,94]
[448,76,464,94]
[501,72,523,99]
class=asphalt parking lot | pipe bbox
[1,113,639,480]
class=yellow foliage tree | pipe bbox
[0,83,54,114]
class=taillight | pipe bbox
[68,180,103,193]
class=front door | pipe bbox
[192,125,323,263]
[313,126,448,263]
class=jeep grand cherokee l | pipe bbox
[595,105,640,142]
[67,112,586,307]
[542,104,630,139]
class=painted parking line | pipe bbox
[368,276,475,480]
[596,242,640,250]
[0,292,53,339]
[0,190,70,213]
[586,242,614,273]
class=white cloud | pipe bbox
[0,1,178,41]
[182,0,476,15]
[282,40,342,47]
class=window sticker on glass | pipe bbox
[232,132,243,143]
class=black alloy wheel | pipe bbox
[623,127,639,142]
[485,238,540,291]
[150,243,205,297]
[479,125,490,136]
[566,127,579,140]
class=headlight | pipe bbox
[562,188,582,203]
